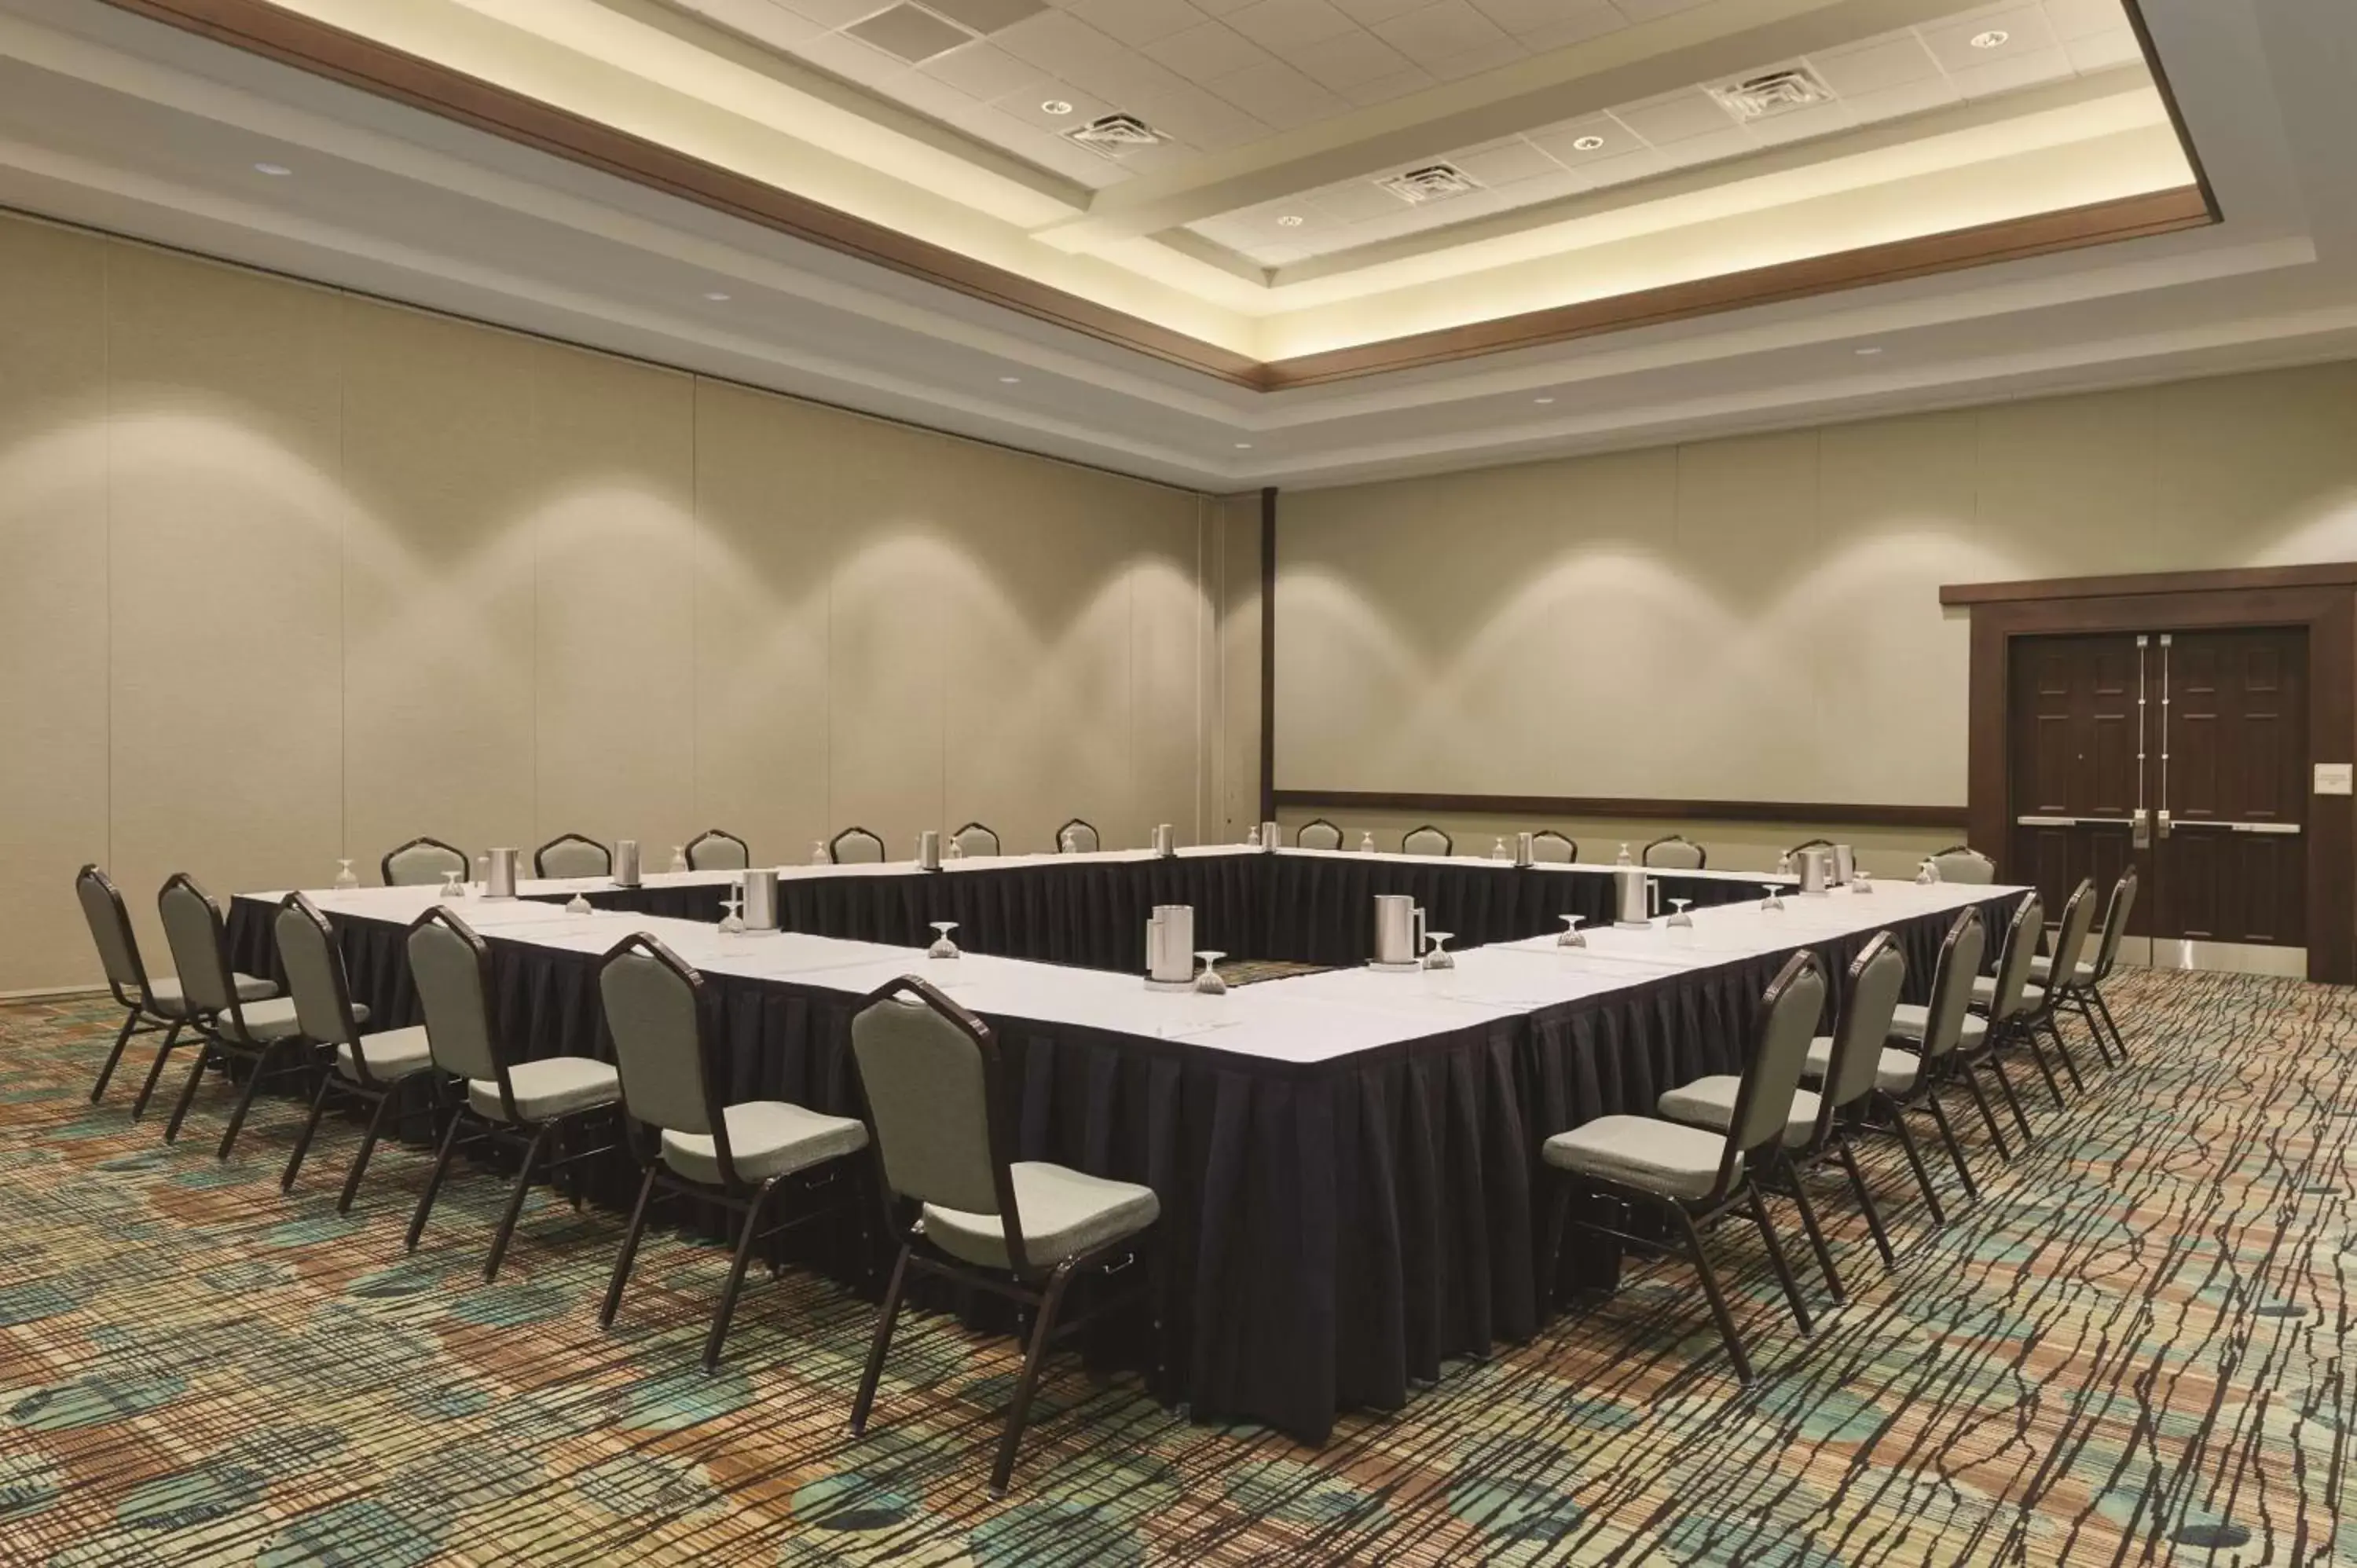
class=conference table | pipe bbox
[225,845,2021,1445]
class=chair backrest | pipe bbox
[1780,837,1833,873]
[536,833,611,880]
[2042,879,2099,1003]
[381,836,468,888]
[75,865,151,1009]
[1717,951,1828,1182]
[1402,825,1453,857]
[830,826,886,865]
[1928,845,1996,885]
[850,976,1028,1271]
[1296,819,1343,852]
[1816,932,1907,1127]
[1643,834,1706,870]
[685,829,750,872]
[156,874,239,1024]
[1056,819,1099,855]
[1985,892,2045,1021]
[1530,830,1577,864]
[405,905,509,1096]
[274,893,362,1053]
[952,822,1001,858]
[598,933,730,1160]
[2089,866,2139,981]
[1912,908,1988,1067]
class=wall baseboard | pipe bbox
[1272,790,1969,830]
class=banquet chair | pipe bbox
[953,822,1002,858]
[535,833,612,880]
[1871,909,1993,1200]
[1296,819,1343,852]
[1537,950,1825,1384]
[156,874,338,1161]
[402,906,623,1280]
[1981,879,2097,1107]
[596,932,869,1371]
[1530,830,1577,864]
[829,826,887,865]
[849,976,1160,1496]
[1402,825,1453,857]
[75,865,275,1115]
[1056,818,1100,854]
[1927,845,1996,885]
[380,837,468,888]
[274,893,439,1211]
[685,829,750,873]
[1945,893,2045,1149]
[1779,837,1834,874]
[1660,934,1911,1301]
[1643,834,1706,870]
[2034,866,2137,1067]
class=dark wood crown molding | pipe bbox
[1273,789,1967,831]
[97,0,2216,393]
[1942,562,2357,606]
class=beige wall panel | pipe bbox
[690,379,833,868]
[339,300,539,879]
[1215,495,1263,841]
[1970,388,2157,577]
[529,342,698,854]
[1127,502,1209,845]
[2150,362,2357,568]
[0,221,110,991]
[104,244,347,959]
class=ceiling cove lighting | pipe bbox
[1855,346,1884,355]
[1533,396,1556,404]
[999,376,1021,383]
[253,162,291,176]
[1970,29,2010,48]
[1234,442,1253,449]
[703,291,731,301]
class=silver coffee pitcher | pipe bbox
[917,829,942,871]
[1832,843,1855,885]
[1261,819,1280,852]
[741,868,779,932]
[1153,823,1177,859]
[614,840,642,888]
[1372,894,1424,970]
[1798,847,1831,896]
[1613,865,1655,928]
[1515,831,1534,868]
[1145,904,1195,989]
[484,848,520,899]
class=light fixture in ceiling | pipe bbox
[703,291,730,301]
[1571,135,1606,152]
[999,375,1021,383]
[1708,66,1834,121]
[1234,442,1253,449]
[1378,163,1481,206]
[1533,396,1555,405]
[1040,99,1072,116]
[1970,29,2009,49]
[1855,346,1883,356]
[1277,214,1304,228]
[252,161,291,176]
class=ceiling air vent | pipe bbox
[1377,163,1481,205]
[1708,65,1834,120]
[1064,114,1164,157]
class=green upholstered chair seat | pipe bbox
[659,1101,868,1186]
[470,1056,619,1123]
[1541,1115,1728,1202]
[1890,1003,1985,1047]
[922,1160,1159,1270]
[148,973,277,1015]
[1659,1075,1820,1149]
[1803,1035,1923,1096]
[335,1025,432,1082]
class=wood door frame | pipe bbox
[1948,566,2357,984]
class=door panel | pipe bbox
[2156,628,2306,947]
[2007,633,2143,929]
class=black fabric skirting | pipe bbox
[226,885,2016,1445]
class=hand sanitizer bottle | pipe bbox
[669,845,688,874]
[1490,837,1509,860]
[1360,831,1376,853]
[811,839,830,865]
[1615,842,1633,866]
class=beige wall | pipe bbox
[1277,360,2357,870]
[0,213,1247,992]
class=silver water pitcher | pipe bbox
[1798,847,1831,896]
[1145,904,1195,989]
[1261,819,1280,852]
[484,848,520,899]
[1515,831,1535,868]
[1613,866,1655,928]
[741,868,780,932]
[1153,823,1177,859]
[614,840,642,888]
[1832,843,1856,885]
[1371,894,1424,971]
[917,830,942,871]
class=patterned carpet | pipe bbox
[1,969,2351,1566]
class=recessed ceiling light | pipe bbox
[1855,346,1883,356]
[1041,99,1072,115]
[1970,28,2009,48]
[703,291,731,302]
[1234,442,1253,449]
[252,162,291,176]
[999,376,1021,383]
[1277,214,1304,227]
[1571,135,1605,152]
[1533,396,1555,405]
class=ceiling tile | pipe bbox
[991,79,1114,126]
[1306,178,1412,222]
[1372,1,1512,63]
[1223,0,1357,53]
[1187,0,1260,14]
[1607,0,1714,19]
[1740,100,1857,147]
[1124,76,1274,145]
[1563,143,1668,190]
[1610,86,1736,145]
[1142,20,1274,81]
[1805,35,1940,97]
[845,5,976,63]
[1446,136,1560,185]
[1945,44,2073,99]
[1203,57,1349,125]
[1646,123,1754,167]
[1471,0,1607,40]
[1516,5,1631,53]
[923,0,1051,32]
[920,40,1050,97]
[787,27,910,85]
[2064,28,2142,71]
[2040,0,2130,42]
[1919,5,2057,72]
[1527,112,1630,162]
[1288,28,1416,90]
[1066,0,1210,47]
[1424,36,1524,80]
[765,0,886,27]
[1331,0,1427,22]
[1340,65,1436,104]
[1840,74,1962,123]
[993,9,1130,75]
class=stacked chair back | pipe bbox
[1402,825,1453,857]
[952,822,1001,858]
[1296,819,1343,851]
[77,866,152,1008]
[157,877,237,1022]
[382,837,467,888]
[408,910,504,1090]
[1929,846,1996,884]
[1056,819,1100,854]
[1644,834,1706,870]
[2091,868,2139,982]
[830,827,887,865]
[685,830,750,872]
[1818,935,1908,1128]
[273,895,358,1055]
[1917,911,1989,1066]
[1985,894,2046,1021]
[536,833,611,879]
[852,984,1021,1263]
[599,936,725,1156]
[1530,830,1577,863]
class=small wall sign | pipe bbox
[2316,762,2354,797]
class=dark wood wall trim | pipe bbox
[1273,790,1967,831]
[97,0,2214,394]
[1959,581,2355,984]
[1257,488,1277,825]
[1944,562,2357,606]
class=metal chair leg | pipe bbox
[1744,1183,1813,1335]
[163,1043,213,1143]
[280,1067,338,1192]
[1923,1093,1980,1200]
[1671,1204,1753,1384]
[406,1106,470,1252]
[1535,1175,1572,1319]
[599,1163,662,1328]
[1886,1109,1948,1225]
[1956,1066,2013,1160]
[2071,992,2117,1068]
[2015,1025,2069,1112]
[130,1021,185,1120]
[1984,1053,2037,1145]
[486,1123,555,1283]
[703,1178,785,1372]
[989,1261,1077,1497]
[1834,1142,1897,1268]
[335,1086,398,1214]
[2044,1016,2088,1094]
[850,1242,914,1437]
[89,1009,141,1102]
[216,1045,277,1161]
[2091,988,2131,1061]
[1778,1158,1846,1302]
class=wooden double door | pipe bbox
[2008,627,2308,965]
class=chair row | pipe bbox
[73,866,1158,1495]
[1537,865,2139,1382]
[377,819,1114,886]
[1291,821,1711,867]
